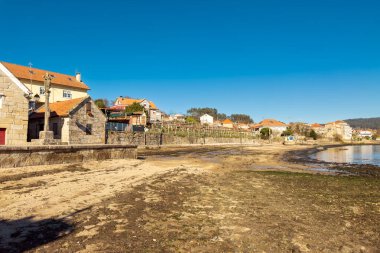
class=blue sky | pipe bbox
[1,0,379,123]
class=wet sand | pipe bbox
[1,144,379,252]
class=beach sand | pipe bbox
[1,145,379,252]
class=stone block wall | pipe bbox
[107,132,258,146]
[0,71,29,145]
[0,144,137,168]
[68,98,107,144]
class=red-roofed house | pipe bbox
[1,61,89,103]
[28,96,106,144]
[221,119,234,129]
[113,97,162,124]
[253,119,288,134]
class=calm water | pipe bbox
[314,145,380,166]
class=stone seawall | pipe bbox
[107,132,257,146]
[0,144,137,168]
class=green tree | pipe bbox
[281,127,294,136]
[185,116,198,124]
[309,129,318,140]
[94,98,109,108]
[125,102,144,113]
[187,107,218,119]
[230,114,253,123]
[260,128,272,140]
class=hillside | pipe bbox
[344,117,380,129]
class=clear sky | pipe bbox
[1,0,379,123]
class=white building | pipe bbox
[200,114,214,125]
[253,119,288,135]
[325,120,353,141]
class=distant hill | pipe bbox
[344,117,380,129]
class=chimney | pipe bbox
[75,72,81,82]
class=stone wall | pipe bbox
[0,70,29,145]
[107,132,258,146]
[68,98,107,144]
[0,144,137,168]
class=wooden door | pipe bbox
[0,128,5,145]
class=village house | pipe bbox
[0,61,103,145]
[0,62,31,145]
[28,96,106,144]
[1,61,89,104]
[221,119,234,129]
[200,114,214,125]
[253,119,287,135]
[353,129,374,139]
[324,120,353,141]
[310,123,326,135]
[113,97,162,124]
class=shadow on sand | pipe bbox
[0,207,90,253]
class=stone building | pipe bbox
[0,63,32,145]
[28,96,107,144]
[1,61,89,103]
[324,120,353,141]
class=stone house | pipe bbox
[324,120,353,141]
[253,119,288,135]
[200,114,214,125]
[1,61,89,103]
[28,96,107,144]
[0,63,32,145]
[113,97,162,124]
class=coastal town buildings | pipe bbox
[310,123,326,135]
[200,114,214,125]
[1,62,89,104]
[325,120,353,141]
[113,97,162,124]
[253,119,287,135]
[28,96,106,144]
[221,119,234,129]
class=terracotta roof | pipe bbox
[311,123,323,128]
[31,97,87,118]
[222,119,233,124]
[257,119,287,127]
[325,120,346,125]
[1,61,90,90]
[115,97,157,109]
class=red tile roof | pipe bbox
[115,97,158,109]
[1,61,90,90]
[222,119,233,124]
[30,97,87,118]
[256,119,287,127]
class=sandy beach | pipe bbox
[1,144,379,252]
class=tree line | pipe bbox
[187,107,253,123]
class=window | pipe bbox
[63,90,72,98]
[0,94,4,108]
[86,102,92,114]
[39,87,45,95]
[86,124,92,135]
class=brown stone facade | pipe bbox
[0,144,137,168]
[28,97,107,144]
[0,71,29,145]
[68,98,107,144]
